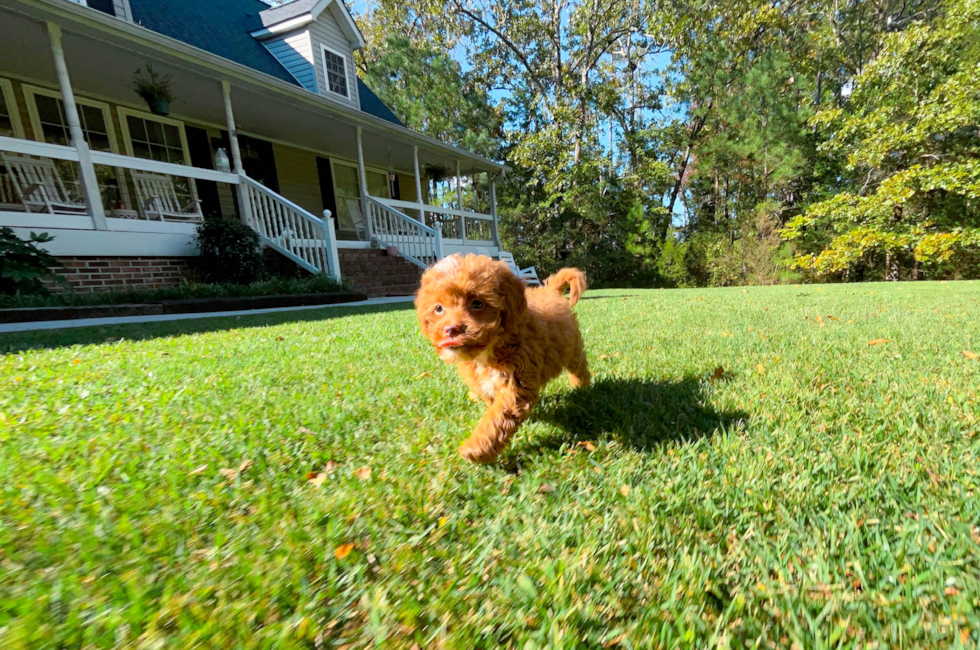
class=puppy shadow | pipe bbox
[510,376,748,462]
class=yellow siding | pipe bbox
[272,142,323,217]
[396,172,417,202]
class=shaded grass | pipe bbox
[1,281,979,648]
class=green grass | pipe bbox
[0,274,349,310]
[1,282,979,649]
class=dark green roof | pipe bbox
[128,0,404,126]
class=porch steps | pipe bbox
[338,248,423,297]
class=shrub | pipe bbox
[194,219,265,285]
[0,228,65,295]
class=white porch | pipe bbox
[0,0,505,285]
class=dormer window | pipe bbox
[321,46,349,98]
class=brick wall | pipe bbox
[339,248,423,297]
[51,256,192,293]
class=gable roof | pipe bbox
[253,0,366,49]
[128,0,397,124]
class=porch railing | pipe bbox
[372,197,496,244]
[241,175,340,278]
[364,195,442,269]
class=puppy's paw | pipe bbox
[458,437,499,464]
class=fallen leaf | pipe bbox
[438,516,448,528]
[577,441,596,452]
[355,466,372,480]
[945,586,960,596]
[416,371,432,379]
[604,633,625,647]
[308,472,327,487]
[599,354,609,361]
[620,485,630,496]
[238,459,253,473]
[188,464,207,476]
[325,460,338,473]
[218,468,237,480]
[962,350,979,360]
[72,359,81,365]
[538,483,553,494]
[756,364,766,374]
[275,336,284,342]
[711,366,725,381]
[334,543,354,560]
[868,338,892,346]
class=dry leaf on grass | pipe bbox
[598,354,609,361]
[962,350,979,360]
[308,472,327,487]
[188,464,207,476]
[218,468,238,480]
[355,466,372,480]
[577,441,596,452]
[620,485,630,496]
[756,364,766,374]
[538,483,553,494]
[711,366,725,382]
[868,338,892,346]
[334,543,354,560]
[238,459,252,473]
[325,460,338,473]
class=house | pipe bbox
[0,0,505,296]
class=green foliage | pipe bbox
[0,227,65,296]
[782,0,980,280]
[132,63,175,103]
[3,283,980,646]
[0,273,348,310]
[194,218,265,285]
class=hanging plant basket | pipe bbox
[133,64,175,118]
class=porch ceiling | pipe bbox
[1,0,503,176]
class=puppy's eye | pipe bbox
[471,300,484,311]
[434,304,444,314]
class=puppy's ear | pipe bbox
[496,262,527,324]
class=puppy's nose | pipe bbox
[444,324,465,337]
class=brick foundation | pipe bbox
[339,248,423,297]
[51,256,193,293]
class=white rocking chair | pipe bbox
[344,198,369,241]
[132,170,203,222]
[1,153,89,215]
[497,250,541,286]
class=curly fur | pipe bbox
[415,254,590,463]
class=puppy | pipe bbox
[415,254,589,463]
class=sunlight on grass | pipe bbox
[1,282,979,648]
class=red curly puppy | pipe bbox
[416,254,589,463]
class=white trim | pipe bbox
[0,78,26,139]
[250,15,314,39]
[0,211,94,230]
[319,44,351,100]
[115,106,192,166]
[320,0,365,49]
[336,240,372,249]
[21,83,120,153]
[90,149,238,184]
[5,225,197,256]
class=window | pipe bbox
[0,78,24,139]
[118,108,190,165]
[330,160,389,231]
[320,46,349,98]
[23,86,115,152]
[22,85,122,210]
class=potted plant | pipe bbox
[133,64,175,116]
[425,164,448,185]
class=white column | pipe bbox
[221,81,253,226]
[323,210,341,280]
[355,126,372,238]
[490,174,500,248]
[413,145,425,225]
[456,160,465,243]
[46,22,107,230]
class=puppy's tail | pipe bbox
[544,268,587,307]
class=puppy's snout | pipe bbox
[443,324,466,337]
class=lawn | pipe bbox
[1,282,979,649]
